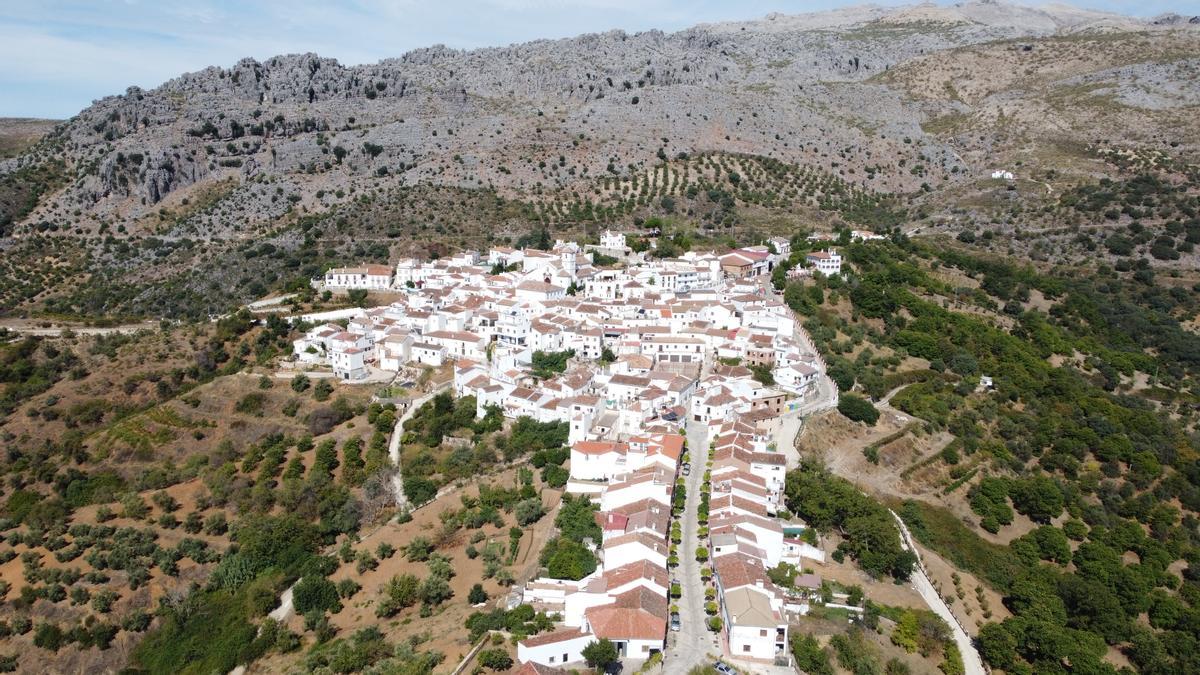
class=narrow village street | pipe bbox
[665,415,717,673]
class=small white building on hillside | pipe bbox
[805,249,842,276]
[325,265,393,289]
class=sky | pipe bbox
[1,0,1193,118]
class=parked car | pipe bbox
[713,661,735,674]
[682,465,691,476]
[670,612,681,631]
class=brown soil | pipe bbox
[918,541,1010,636]
[251,467,564,674]
[815,535,926,612]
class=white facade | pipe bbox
[806,249,842,276]
[325,265,393,289]
[599,230,628,250]
[517,631,593,668]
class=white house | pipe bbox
[582,588,667,660]
[377,334,414,371]
[599,230,628,251]
[411,342,446,367]
[569,441,629,482]
[806,249,842,276]
[517,628,593,668]
[601,532,669,570]
[516,280,568,302]
[330,347,368,380]
[722,585,788,662]
[641,336,705,365]
[598,469,674,511]
[422,330,488,360]
[325,264,393,289]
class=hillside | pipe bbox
[0,1,1197,319]
[0,3,1199,674]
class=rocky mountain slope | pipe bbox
[1,1,1198,318]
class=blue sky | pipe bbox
[2,0,1193,118]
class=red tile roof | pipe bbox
[518,627,589,648]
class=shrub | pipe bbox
[405,537,434,562]
[514,498,545,525]
[291,373,311,393]
[478,648,513,671]
[235,393,266,416]
[468,583,489,605]
[420,575,453,607]
[336,579,361,599]
[540,538,598,580]
[32,623,64,651]
[293,575,342,615]
[582,639,619,669]
[376,574,420,617]
[838,394,880,425]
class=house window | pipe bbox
[550,656,556,663]
[642,645,650,653]
[743,645,751,652]
[760,629,768,637]
[562,653,568,662]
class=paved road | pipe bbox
[891,511,986,675]
[774,374,838,469]
[665,416,718,673]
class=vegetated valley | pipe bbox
[0,2,1199,674]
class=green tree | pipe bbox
[293,575,342,615]
[1008,475,1063,523]
[477,648,513,671]
[540,538,598,580]
[291,373,311,393]
[555,494,601,543]
[791,633,834,675]
[582,638,619,670]
[838,394,880,425]
[376,574,420,617]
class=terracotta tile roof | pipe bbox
[714,552,774,589]
[603,531,669,556]
[572,440,626,456]
[610,498,663,517]
[515,661,568,674]
[711,494,769,517]
[596,511,629,532]
[518,627,589,648]
[612,586,669,619]
[602,559,669,591]
[424,329,483,342]
[585,605,666,641]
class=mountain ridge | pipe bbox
[1,1,1197,319]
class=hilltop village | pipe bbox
[289,231,841,671]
